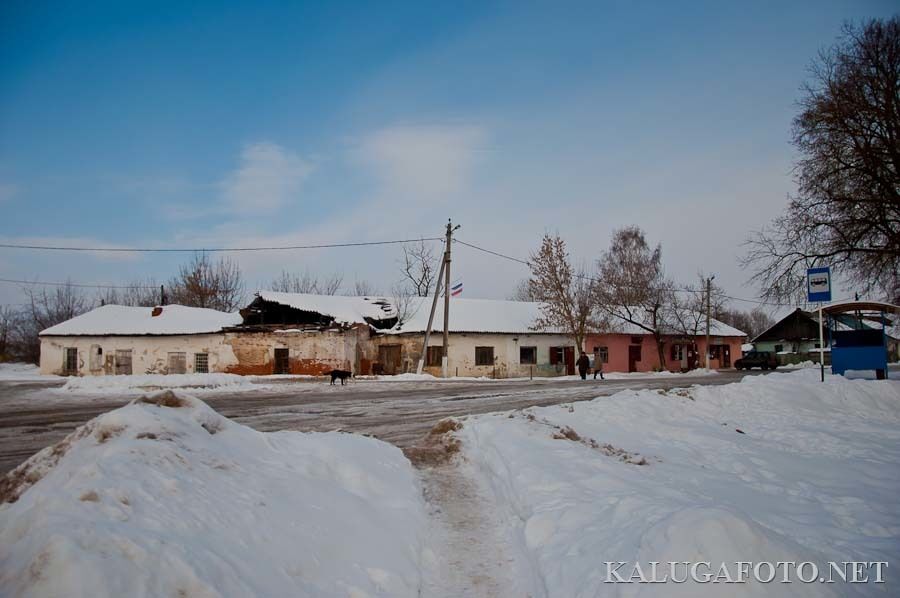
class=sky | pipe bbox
[1,0,896,311]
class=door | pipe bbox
[115,350,132,375]
[722,345,731,368]
[563,347,575,376]
[274,348,290,374]
[64,347,78,375]
[628,345,642,373]
[378,345,402,375]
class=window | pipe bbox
[426,346,442,367]
[774,344,784,353]
[630,336,643,345]
[549,346,564,365]
[670,344,684,362]
[475,346,494,366]
[167,352,187,374]
[195,353,209,374]
[520,346,537,365]
[64,347,78,374]
[593,346,609,363]
[115,350,133,375]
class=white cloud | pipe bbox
[359,124,486,201]
[221,142,313,213]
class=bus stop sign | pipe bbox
[807,267,832,303]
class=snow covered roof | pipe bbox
[250,293,747,337]
[601,308,747,338]
[390,298,559,334]
[40,304,242,337]
[255,291,398,326]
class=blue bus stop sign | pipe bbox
[807,267,832,303]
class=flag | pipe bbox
[450,281,463,297]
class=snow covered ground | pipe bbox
[454,369,900,596]
[56,373,268,394]
[0,391,427,597]
[0,363,59,381]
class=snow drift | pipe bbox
[456,369,900,596]
[56,373,263,394]
[0,392,427,597]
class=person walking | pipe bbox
[576,351,590,380]
[593,349,605,380]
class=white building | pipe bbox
[39,305,241,376]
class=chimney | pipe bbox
[152,306,163,317]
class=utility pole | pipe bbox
[415,258,446,375]
[442,219,460,378]
[705,275,715,369]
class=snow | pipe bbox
[39,304,242,337]
[55,373,265,394]
[257,291,398,326]
[0,392,427,597]
[0,363,59,381]
[781,360,818,369]
[454,369,900,596]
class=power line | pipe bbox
[0,237,443,253]
[454,238,815,308]
[0,278,158,289]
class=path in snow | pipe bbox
[418,460,531,598]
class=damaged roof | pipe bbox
[40,304,242,336]
[253,291,398,327]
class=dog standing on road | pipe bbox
[329,369,353,385]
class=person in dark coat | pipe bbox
[576,351,590,380]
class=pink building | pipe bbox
[584,319,747,373]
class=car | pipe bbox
[734,351,778,370]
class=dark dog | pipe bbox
[329,369,353,385]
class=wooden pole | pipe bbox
[415,257,446,375]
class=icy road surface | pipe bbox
[0,369,797,474]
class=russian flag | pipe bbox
[450,281,463,297]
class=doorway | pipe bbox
[274,348,290,374]
[628,345,642,373]
[378,345,402,375]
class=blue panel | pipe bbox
[831,346,888,376]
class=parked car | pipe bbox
[734,351,778,370]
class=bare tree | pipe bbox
[0,306,16,360]
[168,253,245,312]
[350,279,379,296]
[663,274,725,339]
[527,233,597,351]
[18,282,92,363]
[96,278,162,307]
[399,240,439,297]
[270,269,343,295]
[390,282,421,326]
[595,226,670,367]
[744,18,900,302]
[716,307,774,339]
[508,278,539,302]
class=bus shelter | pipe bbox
[822,301,898,380]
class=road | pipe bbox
[0,370,780,475]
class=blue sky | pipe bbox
[1,0,896,307]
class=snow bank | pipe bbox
[457,369,900,596]
[0,392,427,597]
[57,373,263,394]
